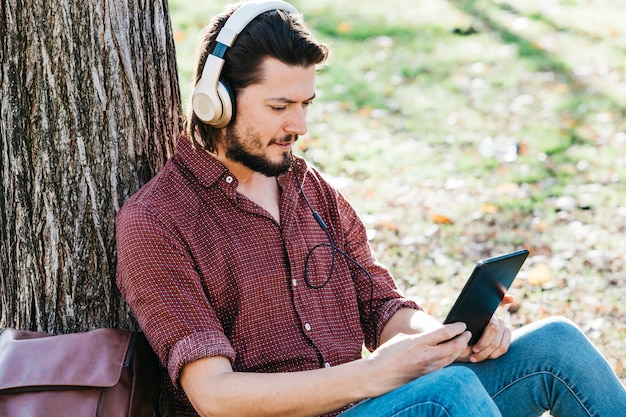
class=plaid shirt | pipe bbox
[116,137,420,416]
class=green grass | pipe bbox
[169,0,626,382]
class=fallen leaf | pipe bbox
[527,263,551,286]
[173,31,187,43]
[431,213,454,225]
[337,21,353,34]
[481,203,499,214]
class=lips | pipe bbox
[273,142,293,153]
[272,135,298,146]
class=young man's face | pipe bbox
[222,57,317,177]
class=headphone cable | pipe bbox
[292,158,379,349]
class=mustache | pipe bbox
[271,134,298,145]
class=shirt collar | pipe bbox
[174,136,231,189]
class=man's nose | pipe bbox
[285,107,307,136]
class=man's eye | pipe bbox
[271,106,286,112]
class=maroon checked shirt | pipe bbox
[116,137,420,416]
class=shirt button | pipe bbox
[225,175,233,184]
[304,323,312,331]
[324,362,331,368]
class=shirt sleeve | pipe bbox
[115,201,236,387]
[335,191,422,350]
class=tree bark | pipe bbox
[0,0,182,333]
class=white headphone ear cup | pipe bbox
[213,81,234,128]
[192,60,223,125]
[194,1,299,127]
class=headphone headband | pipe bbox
[192,0,300,127]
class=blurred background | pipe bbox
[168,0,626,382]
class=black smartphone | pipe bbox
[443,249,529,345]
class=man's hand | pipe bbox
[457,293,516,363]
[458,315,511,362]
[364,322,472,396]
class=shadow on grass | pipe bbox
[447,0,626,132]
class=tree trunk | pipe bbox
[0,0,182,333]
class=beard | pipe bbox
[224,125,296,177]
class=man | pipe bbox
[116,1,626,416]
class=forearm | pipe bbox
[181,356,374,417]
[182,321,473,417]
[379,308,443,345]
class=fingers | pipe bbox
[373,323,472,373]
[414,325,473,370]
[469,316,511,362]
[430,321,470,345]
[500,293,516,306]
[366,326,474,395]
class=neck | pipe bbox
[209,144,282,223]
[210,143,258,184]
[211,146,278,200]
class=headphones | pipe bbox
[192,0,299,128]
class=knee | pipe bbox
[513,316,588,358]
[527,316,584,341]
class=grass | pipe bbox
[168,0,626,383]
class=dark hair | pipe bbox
[184,2,330,152]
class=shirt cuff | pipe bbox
[167,331,237,388]
[370,298,423,349]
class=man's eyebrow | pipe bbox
[268,93,316,103]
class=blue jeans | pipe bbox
[340,317,626,417]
